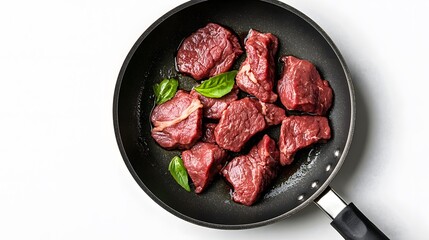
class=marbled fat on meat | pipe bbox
[251,99,286,126]
[236,29,278,103]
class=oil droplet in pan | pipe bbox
[311,181,319,189]
[264,162,310,199]
[334,149,341,158]
[306,148,321,169]
[264,147,337,199]
[325,164,332,172]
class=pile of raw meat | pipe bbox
[150,23,333,206]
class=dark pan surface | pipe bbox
[114,0,355,229]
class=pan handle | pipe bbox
[314,186,389,240]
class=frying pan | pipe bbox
[113,0,388,239]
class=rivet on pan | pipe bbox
[297,194,305,201]
[311,181,319,189]
[325,164,332,172]
[334,149,341,158]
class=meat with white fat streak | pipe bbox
[152,98,202,131]
[150,90,203,150]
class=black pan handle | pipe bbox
[315,187,389,240]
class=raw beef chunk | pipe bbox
[236,29,278,103]
[150,90,203,149]
[222,135,280,206]
[182,142,228,193]
[176,23,243,80]
[201,123,217,143]
[190,86,239,119]
[214,98,266,152]
[278,116,331,165]
[251,99,286,126]
[277,56,333,115]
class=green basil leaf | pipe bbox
[194,70,237,98]
[168,156,190,192]
[153,78,179,105]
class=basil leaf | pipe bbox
[194,70,237,98]
[153,78,179,105]
[168,156,190,192]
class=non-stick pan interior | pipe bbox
[114,0,354,228]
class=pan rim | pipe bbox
[113,0,356,229]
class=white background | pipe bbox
[1,0,428,239]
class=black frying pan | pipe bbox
[113,0,388,238]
